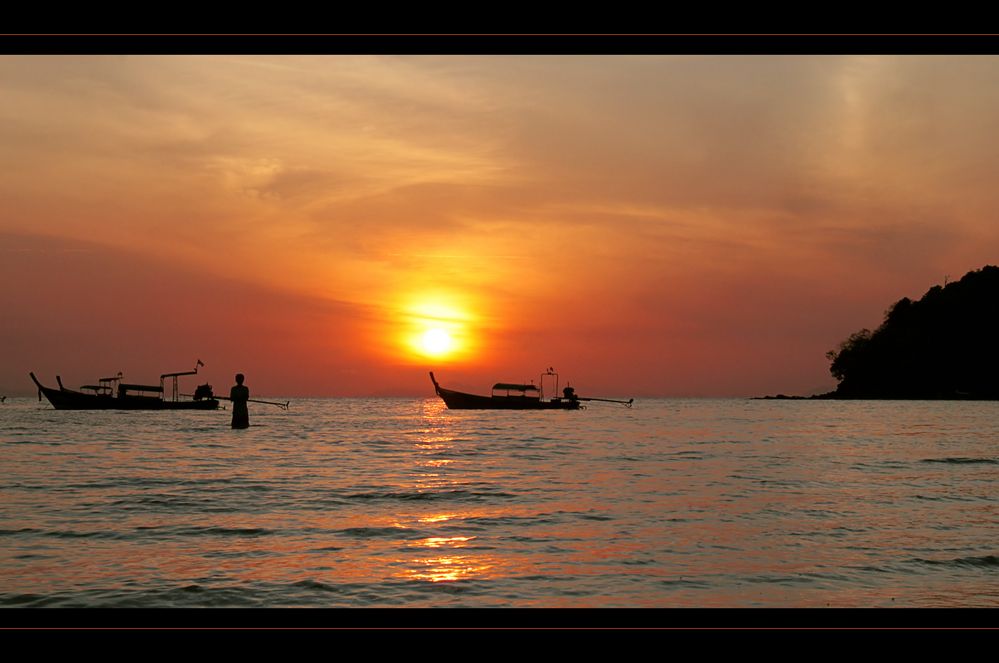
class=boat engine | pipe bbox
[193,383,214,400]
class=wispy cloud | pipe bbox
[4,55,999,395]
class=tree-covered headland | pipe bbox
[825,265,999,399]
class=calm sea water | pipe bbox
[0,397,996,608]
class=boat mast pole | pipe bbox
[540,367,558,402]
[160,360,204,403]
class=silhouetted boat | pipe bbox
[30,361,220,411]
[429,369,633,410]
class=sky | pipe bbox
[3,53,999,398]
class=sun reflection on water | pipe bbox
[410,536,476,548]
[418,513,458,524]
[402,555,495,583]
[385,396,504,583]
[415,436,451,451]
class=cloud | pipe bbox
[5,55,999,395]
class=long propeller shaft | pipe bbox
[579,397,634,407]
[184,394,290,410]
[219,395,290,410]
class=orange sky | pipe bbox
[3,54,999,397]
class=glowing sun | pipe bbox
[399,295,475,362]
[420,328,453,356]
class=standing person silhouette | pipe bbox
[230,373,249,429]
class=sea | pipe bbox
[1,396,997,616]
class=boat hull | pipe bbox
[437,389,580,410]
[30,373,220,411]
[430,374,580,410]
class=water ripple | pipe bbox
[916,554,999,568]
[2,397,997,607]
[345,489,517,501]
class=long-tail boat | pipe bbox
[29,360,220,410]
[429,369,633,410]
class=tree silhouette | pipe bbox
[825,266,999,399]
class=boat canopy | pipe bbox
[119,383,163,393]
[492,383,539,392]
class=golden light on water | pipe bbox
[403,555,495,583]
[418,513,457,524]
[411,536,476,549]
[378,523,495,583]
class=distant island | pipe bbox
[764,265,999,400]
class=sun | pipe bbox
[398,295,476,362]
[420,328,453,356]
